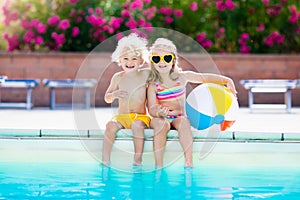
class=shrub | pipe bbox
[2,0,300,53]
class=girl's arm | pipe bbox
[182,71,237,95]
[147,83,169,117]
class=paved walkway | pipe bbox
[0,107,300,134]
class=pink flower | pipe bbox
[51,32,66,46]
[262,0,269,7]
[238,33,251,53]
[215,27,225,38]
[88,8,94,15]
[48,16,60,26]
[241,33,249,40]
[76,17,82,23]
[267,4,283,17]
[35,36,43,45]
[143,6,156,20]
[256,23,265,31]
[264,32,285,46]
[225,0,235,11]
[86,15,106,26]
[143,23,153,32]
[58,19,70,30]
[30,19,39,28]
[69,0,78,4]
[103,25,114,34]
[288,5,299,24]
[71,27,80,37]
[144,0,151,4]
[165,16,173,24]
[125,17,137,29]
[196,33,206,43]
[2,3,18,25]
[189,2,198,11]
[3,33,20,51]
[70,9,77,18]
[294,6,300,16]
[216,0,236,11]
[173,9,183,18]
[216,1,226,11]
[23,30,35,44]
[138,18,146,26]
[95,8,102,15]
[110,17,123,29]
[202,40,212,48]
[35,22,47,34]
[21,20,30,29]
[130,0,144,10]
[160,7,173,16]
[196,32,212,49]
[288,16,298,24]
[121,10,131,18]
[240,45,251,54]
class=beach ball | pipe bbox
[186,83,239,131]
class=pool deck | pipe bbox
[0,107,300,135]
[1,107,300,166]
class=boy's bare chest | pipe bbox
[119,76,147,91]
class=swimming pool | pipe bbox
[1,131,300,200]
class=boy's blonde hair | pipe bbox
[111,33,149,64]
[149,38,181,83]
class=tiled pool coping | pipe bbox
[1,129,300,142]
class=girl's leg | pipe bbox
[172,117,194,168]
[132,120,146,165]
[150,117,170,168]
[102,121,122,166]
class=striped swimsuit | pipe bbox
[155,82,186,101]
[155,82,185,121]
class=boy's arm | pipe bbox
[104,73,127,103]
[183,71,237,95]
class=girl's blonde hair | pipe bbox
[149,38,181,83]
[111,33,149,65]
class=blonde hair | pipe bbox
[149,38,181,83]
[111,33,149,64]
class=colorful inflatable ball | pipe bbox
[186,83,239,131]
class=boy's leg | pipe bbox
[132,120,146,165]
[102,121,122,166]
[172,117,194,168]
[150,118,170,168]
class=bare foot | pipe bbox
[133,155,142,166]
[184,160,194,168]
[101,160,110,167]
[133,161,143,166]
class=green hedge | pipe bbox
[2,0,300,53]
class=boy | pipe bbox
[102,33,150,166]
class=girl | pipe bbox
[147,38,237,168]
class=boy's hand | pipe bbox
[113,90,128,99]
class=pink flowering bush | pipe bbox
[2,0,300,53]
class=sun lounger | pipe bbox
[240,79,297,113]
[43,79,97,109]
[0,76,7,83]
[0,79,40,110]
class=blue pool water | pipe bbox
[1,162,300,199]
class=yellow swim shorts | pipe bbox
[112,113,151,129]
